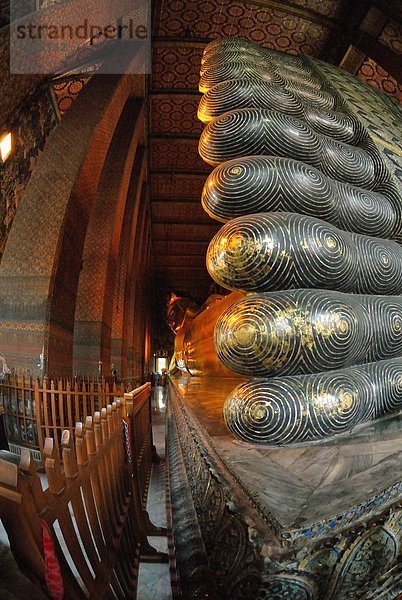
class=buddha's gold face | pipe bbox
[167,301,186,334]
[166,293,193,334]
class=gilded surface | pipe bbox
[215,290,402,377]
[206,212,402,295]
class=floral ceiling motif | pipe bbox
[357,58,402,103]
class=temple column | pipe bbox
[110,152,147,380]
[73,100,145,377]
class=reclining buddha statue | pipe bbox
[169,37,402,447]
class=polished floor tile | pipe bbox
[137,386,173,600]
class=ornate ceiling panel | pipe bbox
[150,173,206,200]
[154,0,331,57]
[151,201,214,224]
[357,58,402,102]
[150,94,203,135]
[150,138,212,172]
[152,46,205,90]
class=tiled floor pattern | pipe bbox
[0,386,173,600]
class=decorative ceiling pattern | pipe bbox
[52,77,91,117]
[357,58,402,103]
[152,47,204,89]
[150,95,203,135]
[151,201,214,224]
[150,173,206,200]
[150,138,211,172]
[153,0,332,57]
[379,19,402,55]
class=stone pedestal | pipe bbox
[167,375,402,599]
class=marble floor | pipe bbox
[0,386,174,600]
[137,386,173,600]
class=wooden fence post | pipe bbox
[44,437,64,495]
[34,379,44,455]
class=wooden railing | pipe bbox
[0,375,133,457]
[0,396,167,599]
[124,386,157,509]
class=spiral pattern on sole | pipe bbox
[223,357,402,445]
[201,39,319,87]
[206,212,402,295]
[200,61,323,93]
[200,52,314,80]
[199,79,364,144]
[197,37,402,448]
[198,79,306,122]
[202,37,310,71]
[214,289,402,377]
[201,156,400,239]
[199,109,378,188]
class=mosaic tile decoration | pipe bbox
[313,59,402,192]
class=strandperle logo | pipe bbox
[15,19,148,45]
[10,0,151,74]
